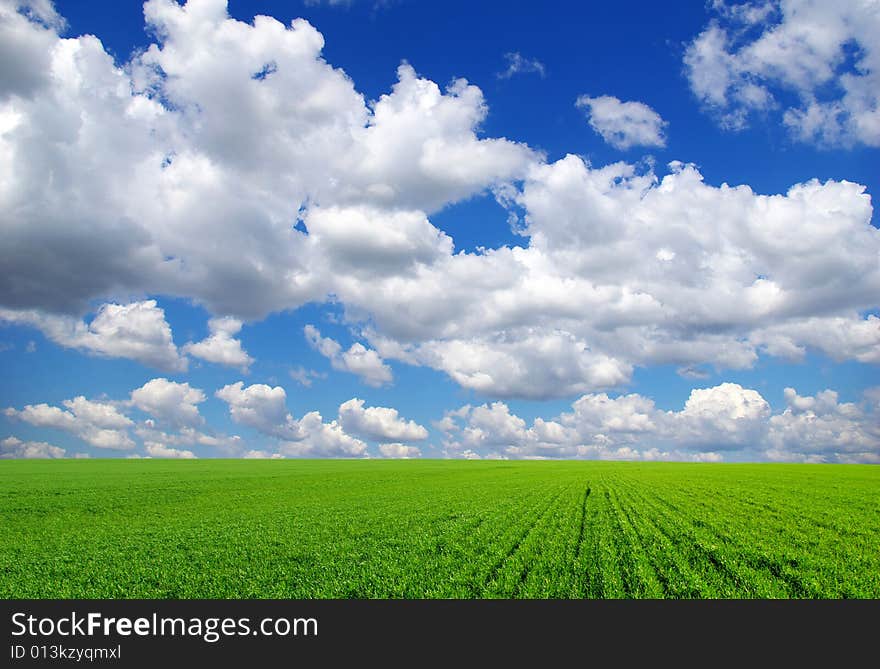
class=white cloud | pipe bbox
[387,332,632,399]
[130,378,206,428]
[183,316,253,372]
[135,421,242,455]
[338,397,428,442]
[303,205,452,277]
[243,449,283,459]
[0,1,61,104]
[8,403,77,433]
[339,344,393,387]
[215,381,303,440]
[0,435,65,458]
[0,301,186,372]
[5,379,241,457]
[497,52,546,79]
[750,316,880,364]
[303,325,342,359]
[458,449,483,460]
[439,383,880,463]
[575,95,667,149]
[5,1,65,30]
[676,382,771,448]
[378,442,421,458]
[280,411,368,457]
[144,442,197,459]
[62,396,132,430]
[289,365,325,387]
[341,63,538,213]
[215,381,370,457]
[684,0,880,146]
[5,396,135,450]
[764,387,880,462]
[304,325,393,387]
[342,156,878,399]
[0,1,535,325]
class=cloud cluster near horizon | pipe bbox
[4,379,878,462]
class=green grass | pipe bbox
[1,459,878,598]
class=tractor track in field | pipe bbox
[573,484,592,564]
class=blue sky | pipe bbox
[0,0,878,462]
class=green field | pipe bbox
[1,460,878,598]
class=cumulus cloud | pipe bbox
[303,205,452,277]
[764,387,880,463]
[0,1,61,103]
[61,396,132,430]
[348,157,878,398]
[5,1,65,30]
[304,325,393,387]
[279,411,368,457]
[5,396,135,449]
[576,95,667,149]
[676,383,771,449]
[215,381,302,440]
[5,379,240,457]
[338,398,428,442]
[381,332,631,399]
[0,3,535,320]
[215,380,368,457]
[378,442,421,458]
[0,435,65,458]
[750,316,880,364]
[135,420,241,455]
[130,378,206,428]
[183,317,253,372]
[684,0,880,146]
[340,63,538,213]
[497,52,546,79]
[243,449,283,459]
[0,301,186,372]
[144,442,196,459]
[439,383,880,463]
